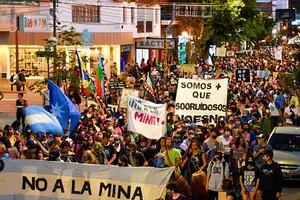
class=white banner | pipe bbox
[175,78,228,124]
[127,96,166,140]
[120,88,139,108]
[0,159,173,200]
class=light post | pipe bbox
[46,36,57,78]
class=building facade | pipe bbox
[0,0,161,79]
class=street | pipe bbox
[282,181,300,200]
[0,85,299,199]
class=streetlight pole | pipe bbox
[163,3,176,78]
[52,0,57,73]
[16,16,20,72]
[53,0,57,38]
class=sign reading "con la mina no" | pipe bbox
[19,15,49,32]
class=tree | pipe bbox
[29,26,83,94]
[177,0,274,61]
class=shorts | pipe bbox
[245,185,256,193]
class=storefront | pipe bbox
[135,38,175,65]
[0,31,134,79]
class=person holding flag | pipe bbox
[75,48,94,97]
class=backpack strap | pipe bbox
[222,161,227,178]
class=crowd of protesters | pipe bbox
[1,44,300,200]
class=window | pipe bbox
[131,7,135,24]
[269,134,300,151]
[137,21,144,33]
[72,5,100,23]
[123,6,127,23]
[146,21,152,32]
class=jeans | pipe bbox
[208,190,218,200]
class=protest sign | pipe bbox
[216,46,226,57]
[175,78,228,124]
[107,104,118,113]
[257,70,270,79]
[109,81,125,90]
[0,159,173,200]
[236,69,250,82]
[127,96,166,140]
[274,46,282,61]
[120,88,139,108]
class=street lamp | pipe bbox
[46,36,57,78]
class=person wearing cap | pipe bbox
[257,150,283,200]
[252,134,272,169]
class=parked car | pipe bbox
[267,126,300,181]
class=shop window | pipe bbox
[9,47,47,77]
[146,21,152,32]
[131,7,135,24]
[72,5,100,23]
[123,6,127,23]
[137,21,144,33]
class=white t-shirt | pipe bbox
[269,102,280,116]
[284,106,299,125]
[217,135,233,154]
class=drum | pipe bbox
[192,171,209,200]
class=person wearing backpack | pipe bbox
[206,151,230,200]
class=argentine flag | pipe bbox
[23,105,64,135]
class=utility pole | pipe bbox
[163,3,176,77]
[53,0,57,38]
[16,15,20,72]
[52,0,57,73]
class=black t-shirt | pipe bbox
[0,136,11,148]
[188,150,204,174]
[16,99,27,113]
[103,143,116,162]
[240,165,260,187]
[132,151,147,166]
[166,194,187,200]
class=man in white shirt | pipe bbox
[284,104,299,126]
[217,127,233,156]
[268,97,280,126]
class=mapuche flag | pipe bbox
[144,76,156,101]
[75,48,94,96]
[95,57,105,98]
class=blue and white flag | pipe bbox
[23,105,64,135]
[48,80,81,135]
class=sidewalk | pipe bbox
[0,78,42,127]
